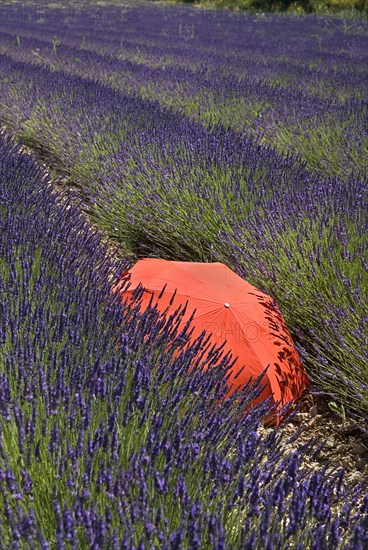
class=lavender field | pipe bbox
[0,1,368,547]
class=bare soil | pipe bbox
[272,387,368,486]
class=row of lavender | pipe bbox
[2,132,368,547]
[0,3,367,178]
[0,24,367,420]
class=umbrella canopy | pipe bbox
[116,258,309,418]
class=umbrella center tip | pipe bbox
[224,302,230,308]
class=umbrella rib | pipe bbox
[158,292,223,306]
[163,262,228,302]
[234,316,273,370]
[178,306,226,326]
[153,262,223,302]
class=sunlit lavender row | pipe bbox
[1,3,367,177]
[0,3,367,418]
[1,129,368,547]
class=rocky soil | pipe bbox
[270,387,368,486]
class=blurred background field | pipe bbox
[168,0,368,15]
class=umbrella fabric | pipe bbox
[116,258,309,418]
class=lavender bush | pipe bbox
[0,4,367,176]
[0,3,367,543]
[1,130,368,547]
[0,33,366,420]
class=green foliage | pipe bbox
[160,0,368,12]
[1,2,367,422]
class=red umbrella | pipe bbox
[115,259,309,421]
